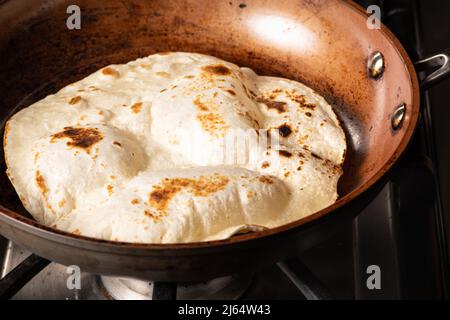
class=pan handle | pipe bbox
[415,48,450,90]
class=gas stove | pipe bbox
[0,0,448,300]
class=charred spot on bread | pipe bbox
[51,127,103,153]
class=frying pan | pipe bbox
[0,0,449,282]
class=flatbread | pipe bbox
[4,52,346,243]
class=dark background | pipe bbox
[358,0,450,299]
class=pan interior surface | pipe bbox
[0,0,419,246]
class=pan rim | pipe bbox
[0,0,420,252]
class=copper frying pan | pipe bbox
[0,0,448,282]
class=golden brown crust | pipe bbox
[102,67,119,77]
[149,175,230,213]
[201,64,232,76]
[131,102,143,114]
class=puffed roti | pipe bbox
[4,52,346,243]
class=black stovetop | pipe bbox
[296,0,449,299]
[325,0,450,299]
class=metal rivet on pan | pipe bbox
[391,103,406,130]
[368,51,385,79]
